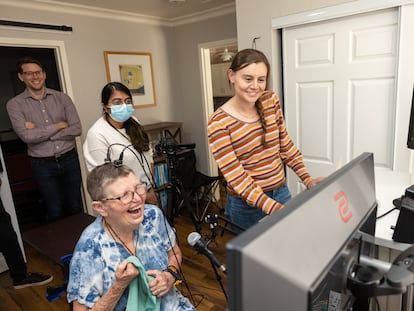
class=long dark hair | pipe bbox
[229,49,270,146]
[101,82,150,153]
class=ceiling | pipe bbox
[29,0,236,19]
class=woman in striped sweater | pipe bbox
[207,49,324,232]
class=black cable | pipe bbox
[114,144,132,167]
[118,145,154,186]
[105,142,127,163]
[110,140,200,304]
[105,139,194,301]
[161,210,197,306]
[104,115,156,190]
[106,142,155,187]
[376,207,398,220]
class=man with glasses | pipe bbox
[6,57,83,222]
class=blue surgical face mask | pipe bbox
[109,104,134,123]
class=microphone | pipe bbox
[187,232,227,274]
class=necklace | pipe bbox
[103,218,136,256]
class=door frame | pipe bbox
[0,37,91,214]
[271,0,414,29]
[199,38,237,176]
[0,37,74,96]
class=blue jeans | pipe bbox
[30,151,83,222]
[225,184,292,234]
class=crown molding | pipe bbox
[0,0,236,27]
[170,3,236,26]
[272,0,414,29]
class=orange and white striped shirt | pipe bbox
[207,92,312,214]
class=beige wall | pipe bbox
[0,3,236,214]
[171,17,237,173]
[1,5,175,136]
[0,4,236,175]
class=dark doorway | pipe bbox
[0,46,61,231]
[0,46,61,138]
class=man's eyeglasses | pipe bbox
[22,70,44,77]
[110,98,133,106]
[100,182,147,204]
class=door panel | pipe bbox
[283,8,401,201]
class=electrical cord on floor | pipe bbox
[162,217,199,307]
[175,261,198,306]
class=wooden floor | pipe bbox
[0,202,232,311]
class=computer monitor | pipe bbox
[226,152,377,310]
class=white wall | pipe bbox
[235,0,351,58]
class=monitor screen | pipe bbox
[226,152,377,311]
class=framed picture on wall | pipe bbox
[103,51,156,108]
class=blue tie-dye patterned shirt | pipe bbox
[67,204,195,311]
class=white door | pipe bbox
[282,8,414,208]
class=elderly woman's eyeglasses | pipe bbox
[110,98,133,106]
[100,182,147,204]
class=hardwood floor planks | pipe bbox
[0,203,232,311]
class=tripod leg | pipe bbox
[210,259,228,301]
[166,182,175,226]
[175,181,202,233]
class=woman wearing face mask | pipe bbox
[83,82,158,204]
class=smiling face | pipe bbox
[93,172,146,232]
[18,63,46,93]
[228,62,268,105]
